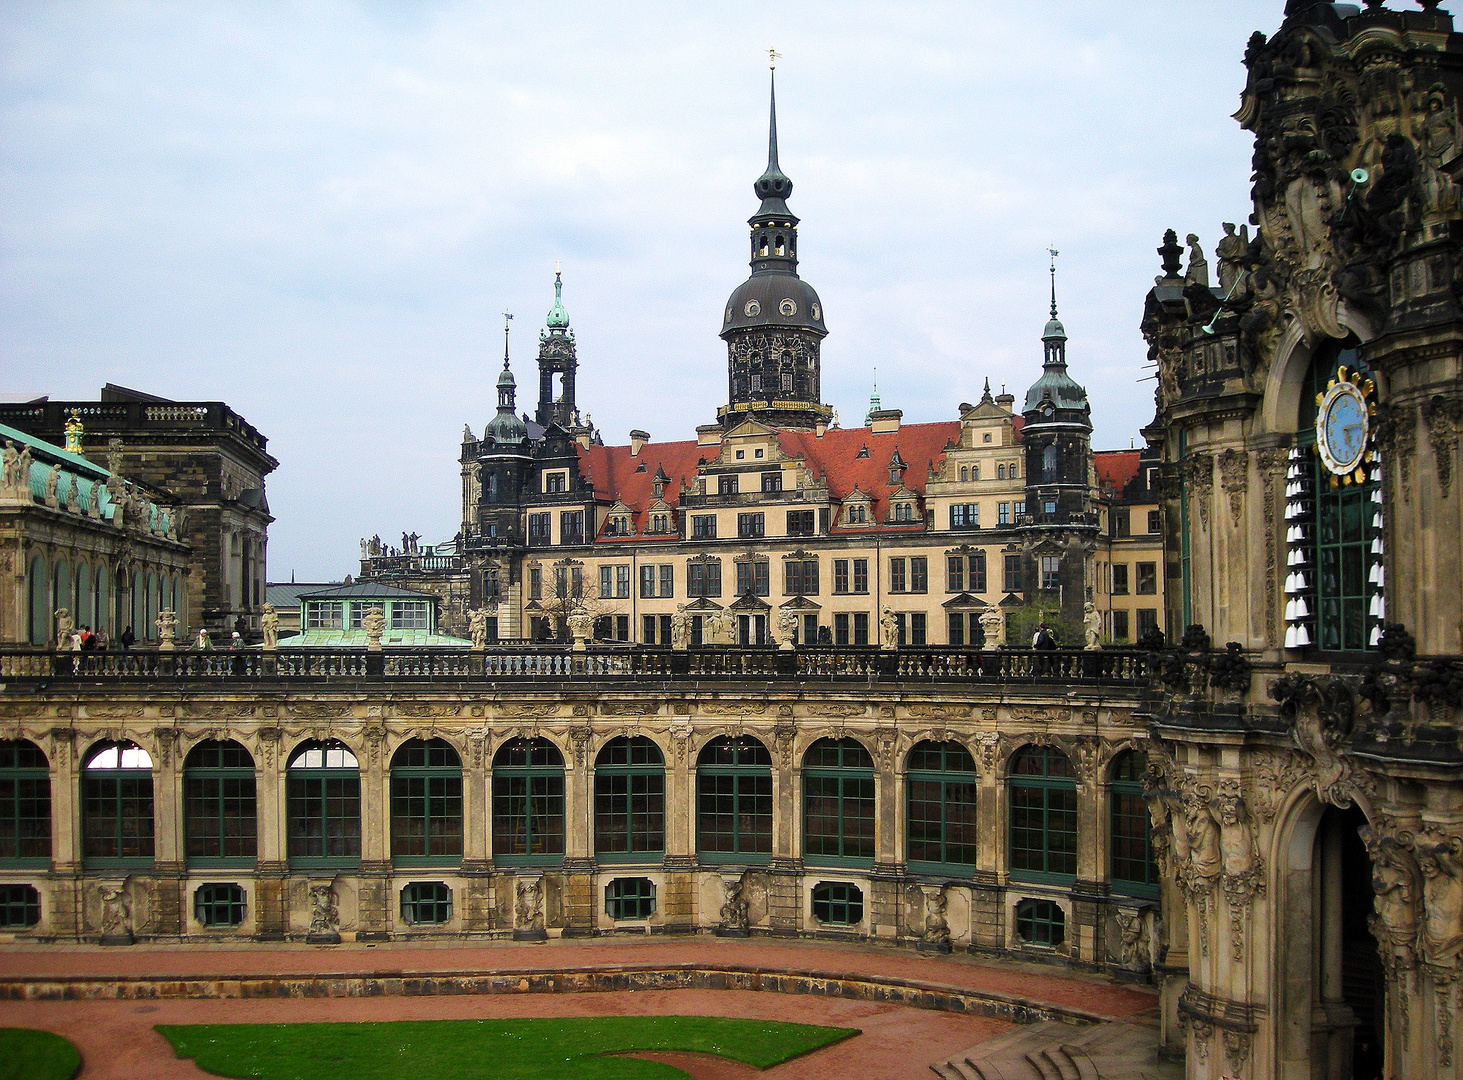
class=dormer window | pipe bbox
[857,446,869,459]
[545,471,567,494]
[846,504,867,525]
[755,448,764,459]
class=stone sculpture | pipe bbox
[1215,222,1249,293]
[1185,233,1210,288]
[880,607,898,650]
[53,608,73,651]
[670,605,689,651]
[514,877,545,940]
[1417,834,1463,966]
[97,882,132,944]
[776,607,798,650]
[1084,601,1103,649]
[979,608,1005,648]
[306,883,339,943]
[260,604,279,650]
[362,607,386,650]
[0,442,16,491]
[719,875,750,935]
[468,608,489,650]
[155,609,177,651]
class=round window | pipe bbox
[744,300,761,318]
[779,298,797,317]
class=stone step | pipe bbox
[932,1017,1176,1080]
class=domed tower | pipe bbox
[473,319,534,549]
[536,267,580,431]
[718,66,831,431]
[1020,255,1096,625]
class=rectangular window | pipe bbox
[737,512,765,539]
[852,559,868,594]
[833,613,850,645]
[1136,562,1158,595]
[853,612,869,646]
[643,614,657,643]
[529,566,542,600]
[1112,564,1129,594]
[544,472,567,494]
[949,504,979,529]
[784,559,817,596]
[761,471,782,493]
[1137,608,1159,637]
[833,560,849,594]
[947,556,964,592]
[391,601,429,630]
[947,611,965,646]
[616,614,630,641]
[1114,508,1131,538]
[910,611,927,646]
[691,514,717,539]
[687,560,721,598]
[640,565,656,599]
[910,557,926,593]
[998,502,1010,525]
[786,509,815,536]
[600,566,614,599]
[306,601,342,630]
[1041,555,1061,591]
[560,511,584,545]
[612,565,629,598]
[1003,554,1022,593]
[736,560,770,597]
[889,558,906,593]
[972,552,987,592]
[1147,509,1161,534]
[1014,500,1026,517]
[718,475,739,496]
[1112,609,1130,642]
[659,565,674,598]
[528,513,550,546]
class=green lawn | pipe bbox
[0,1028,81,1080]
[158,1015,859,1079]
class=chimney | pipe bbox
[629,429,650,457]
[696,424,723,448]
[869,409,902,435]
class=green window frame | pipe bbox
[184,740,256,867]
[906,741,977,875]
[0,884,41,929]
[492,738,565,865]
[400,881,452,925]
[696,736,773,863]
[1298,345,1379,653]
[1109,750,1158,898]
[82,741,154,868]
[0,740,50,867]
[391,739,463,866]
[802,738,875,867]
[1015,897,1065,947]
[594,737,665,862]
[605,876,656,920]
[286,740,361,869]
[1008,745,1078,884]
[811,881,863,926]
[194,882,246,928]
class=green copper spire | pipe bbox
[545,263,570,332]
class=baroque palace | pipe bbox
[1,5,1463,1080]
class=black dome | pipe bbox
[721,272,827,338]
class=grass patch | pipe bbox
[158,1015,859,1079]
[0,1028,81,1080]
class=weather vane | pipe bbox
[1048,246,1059,272]
[768,46,781,70]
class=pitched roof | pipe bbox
[576,420,974,538]
[1094,449,1141,494]
[294,582,438,601]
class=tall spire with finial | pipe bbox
[753,49,793,218]
[1042,247,1067,357]
[545,262,570,333]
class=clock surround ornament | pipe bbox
[1315,365,1376,486]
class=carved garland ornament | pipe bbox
[1218,448,1249,529]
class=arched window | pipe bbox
[973,465,980,481]
[51,558,70,626]
[906,741,977,873]
[130,570,144,641]
[696,736,772,862]
[960,467,968,482]
[184,740,256,865]
[998,464,1006,480]
[83,741,154,866]
[1010,462,1018,479]
[803,738,874,866]
[1015,897,1065,947]
[1042,445,1057,482]
[594,737,665,860]
[287,740,360,868]
[75,563,92,631]
[27,554,47,646]
[492,738,564,863]
[0,741,49,865]
[1109,750,1157,897]
[96,565,111,635]
[1008,745,1077,883]
[391,738,463,864]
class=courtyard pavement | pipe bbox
[0,937,1159,1078]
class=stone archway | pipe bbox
[1274,796,1382,1080]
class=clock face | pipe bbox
[1317,381,1369,476]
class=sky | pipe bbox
[1,0,1288,580]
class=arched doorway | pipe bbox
[1275,800,1383,1080]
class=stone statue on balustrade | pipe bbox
[468,608,490,651]
[776,607,798,651]
[880,607,898,650]
[1084,601,1103,650]
[979,608,1005,648]
[155,609,177,651]
[261,604,279,650]
[54,608,74,651]
[670,605,690,651]
[362,607,386,650]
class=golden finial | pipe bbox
[554,258,561,276]
[768,46,781,70]
[63,409,84,454]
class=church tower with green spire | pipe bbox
[718,65,831,431]
[536,267,580,430]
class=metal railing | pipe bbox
[0,646,1152,686]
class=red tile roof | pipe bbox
[1094,449,1141,494]
[577,419,1011,539]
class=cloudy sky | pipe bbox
[2,0,1285,580]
